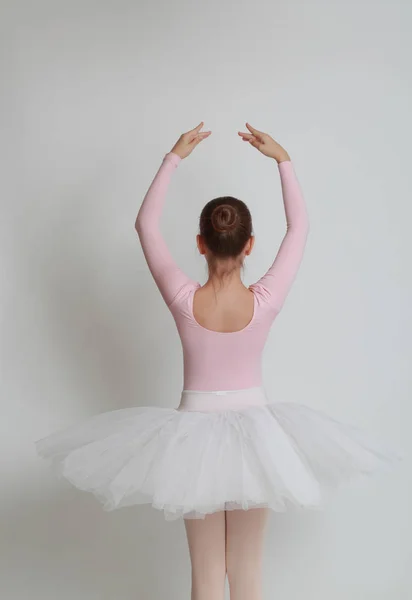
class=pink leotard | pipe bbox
[135,152,309,391]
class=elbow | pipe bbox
[134,212,145,235]
[299,211,310,238]
[135,204,154,234]
[135,219,146,242]
[135,214,154,245]
[301,221,310,246]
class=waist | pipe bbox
[177,386,268,412]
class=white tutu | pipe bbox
[35,387,399,520]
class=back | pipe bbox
[192,285,255,333]
[167,279,278,391]
[135,152,309,391]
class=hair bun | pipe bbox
[211,204,239,234]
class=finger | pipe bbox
[189,131,211,143]
[191,131,211,146]
[242,135,260,148]
[239,133,257,145]
[238,132,253,140]
[188,128,210,144]
[192,130,211,140]
[249,138,261,149]
[188,121,204,135]
[246,122,264,137]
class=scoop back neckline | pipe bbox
[189,283,257,335]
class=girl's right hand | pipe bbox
[238,123,290,163]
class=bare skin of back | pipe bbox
[192,275,255,333]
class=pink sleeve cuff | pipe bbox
[164,152,182,167]
[277,160,293,173]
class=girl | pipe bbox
[36,122,396,600]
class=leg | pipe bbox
[184,511,227,600]
[226,508,269,600]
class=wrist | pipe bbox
[169,143,185,159]
[166,151,183,164]
[276,151,291,163]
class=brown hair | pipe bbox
[199,197,252,268]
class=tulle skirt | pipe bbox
[35,387,399,520]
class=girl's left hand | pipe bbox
[170,122,212,159]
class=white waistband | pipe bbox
[178,387,268,412]
[182,386,264,395]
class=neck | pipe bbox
[205,262,245,291]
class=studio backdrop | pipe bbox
[1,0,410,598]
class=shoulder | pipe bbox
[168,279,200,314]
[249,282,281,318]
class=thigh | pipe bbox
[225,508,269,599]
[226,507,269,560]
[184,511,227,591]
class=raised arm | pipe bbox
[135,153,190,306]
[252,160,309,311]
[238,124,309,312]
[135,123,211,306]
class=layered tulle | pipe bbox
[35,400,399,520]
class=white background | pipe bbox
[1,0,410,598]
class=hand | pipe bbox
[170,122,212,159]
[238,123,290,163]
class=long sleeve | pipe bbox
[251,160,309,312]
[135,152,194,306]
